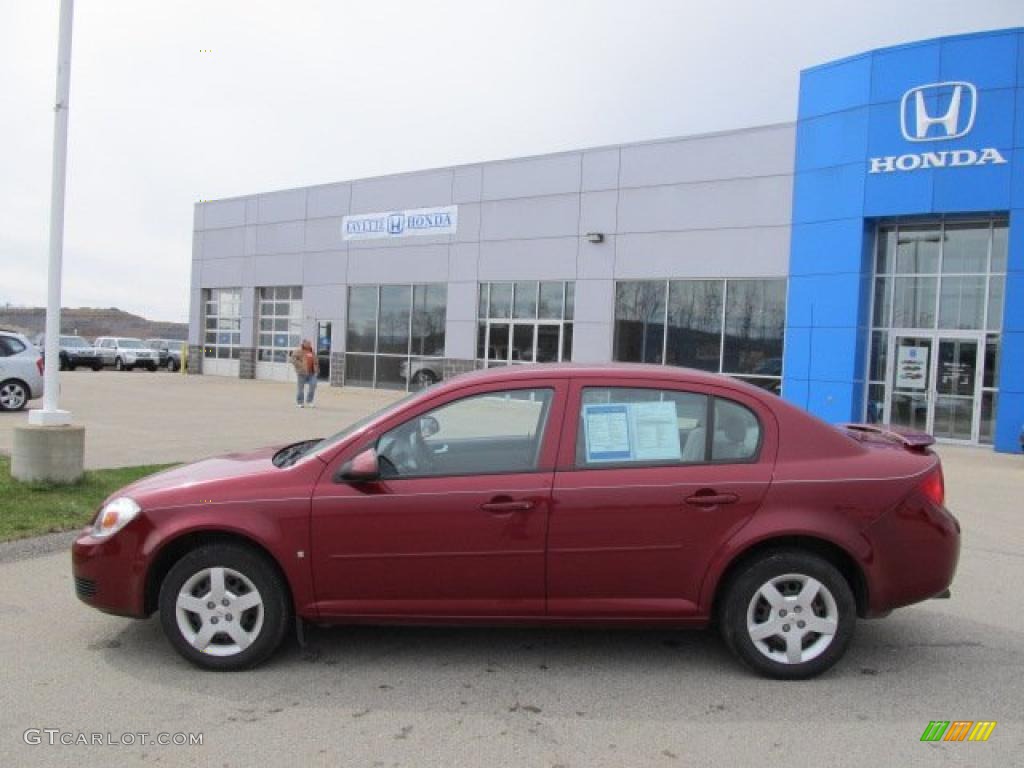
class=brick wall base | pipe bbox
[329,352,345,387]
[186,346,203,374]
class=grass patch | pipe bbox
[0,456,175,542]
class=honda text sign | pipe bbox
[869,81,1006,174]
[342,205,458,241]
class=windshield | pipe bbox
[61,336,88,347]
[312,392,421,454]
[118,339,146,349]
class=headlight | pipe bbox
[92,497,141,538]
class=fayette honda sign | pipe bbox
[869,81,1007,173]
[342,205,458,241]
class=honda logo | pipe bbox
[900,82,976,142]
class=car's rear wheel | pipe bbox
[158,544,290,670]
[412,369,437,389]
[0,380,29,411]
[719,551,855,680]
[92,363,102,371]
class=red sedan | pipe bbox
[72,364,959,678]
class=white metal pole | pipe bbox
[30,0,74,427]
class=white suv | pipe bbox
[94,337,159,371]
[0,330,44,411]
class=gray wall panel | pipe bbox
[444,319,476,360]
[478,238,578,281]
[351,170,453,213]
[481,154,581,200]
[200,257,244,287]
[258,189,307,223]
[449,242,479,282]
[445,281,478,323]
[302,284,347,322]
[302,251,348,286]
[255,221,305,256]
[582,148,619,192]
[348,244,450,284]
[307,183,352,219]
[303,217,344,252]
[571,321,613,362]
[615,228,791,279]
[251,254,303,287]
[579,190,617,236]
[578,237,615,279]
[203,199,246,229]
[573,279,614,324]
[617,175,793,232]
[201,226,245,260]
[619,124,796,187]
[480,194,580,241]
[452,166,482,203]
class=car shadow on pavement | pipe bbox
[94,606,1024,725]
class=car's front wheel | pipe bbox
[158,544,291,670]
[719,550,855,680]
[412,369,438,389]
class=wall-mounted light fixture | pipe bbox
[585,232,604,244]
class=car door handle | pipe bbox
[684,492,739,508]
[480,500,535,514]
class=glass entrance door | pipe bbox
[887,335,932,433]
[885,332,983,441]
[932,337,979,441]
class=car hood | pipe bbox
[114,445,290,501]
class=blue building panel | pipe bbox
[787,26,1024,452]
[870,41,941,103]
[939,30,1019,90]
[798,55,873,120]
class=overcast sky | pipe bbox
[1,0,1020,322]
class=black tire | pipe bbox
[158,544,291,671]
[115,357,125,371]
[92,364,102,372]
[719,550,856,680]
[168,359,179,372]
[69,363,77,371]
[147,364,157,372]
[412,369,438,389]
[59,355,69,371]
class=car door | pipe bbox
[547,377,777,618]
[310,379,567,618]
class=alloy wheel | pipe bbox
[175,566,264,657]
[745,573,839,665]
[0,382,28,410]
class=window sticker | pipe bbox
[583,401,681,463]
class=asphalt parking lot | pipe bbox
[1,373,1022,766]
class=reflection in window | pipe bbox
[722,280,786,376]
[666,281,723,371]
[344,284,447,390]
[613,281,666,364]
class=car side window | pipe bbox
[0,337,25,357]
[711,397,761,461]
[577,387,709,467]
[377,388,554,478]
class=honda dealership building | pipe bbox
[189,28,1024,452]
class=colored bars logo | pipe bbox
[920,721,997,742]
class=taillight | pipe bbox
[919,466,945,507]
[36,357,44,375]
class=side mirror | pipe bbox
[419,415,440,439]
[336,448,381,483]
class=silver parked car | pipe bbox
[0,329,44,411]
[145,339,187,371]
[94,337,159,372]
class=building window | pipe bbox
[345,284,447,390]
[613,278,786,392]
[257,286,303,363]
[866,218,1007,444]
[202,288,241,359]
[477,281,574,367]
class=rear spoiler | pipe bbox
[840,423,936,451]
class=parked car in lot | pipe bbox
[0,329,44,411]
[94,337,159,371]
[72,363,960,678]
[399,358,442,389]
[146,339,186,371]
[55,335,103,371]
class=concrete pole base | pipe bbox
[11,424,85,484]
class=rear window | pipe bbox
[0,336,26,357]
[577,387,762,467]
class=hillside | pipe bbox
[0,307,187,342]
